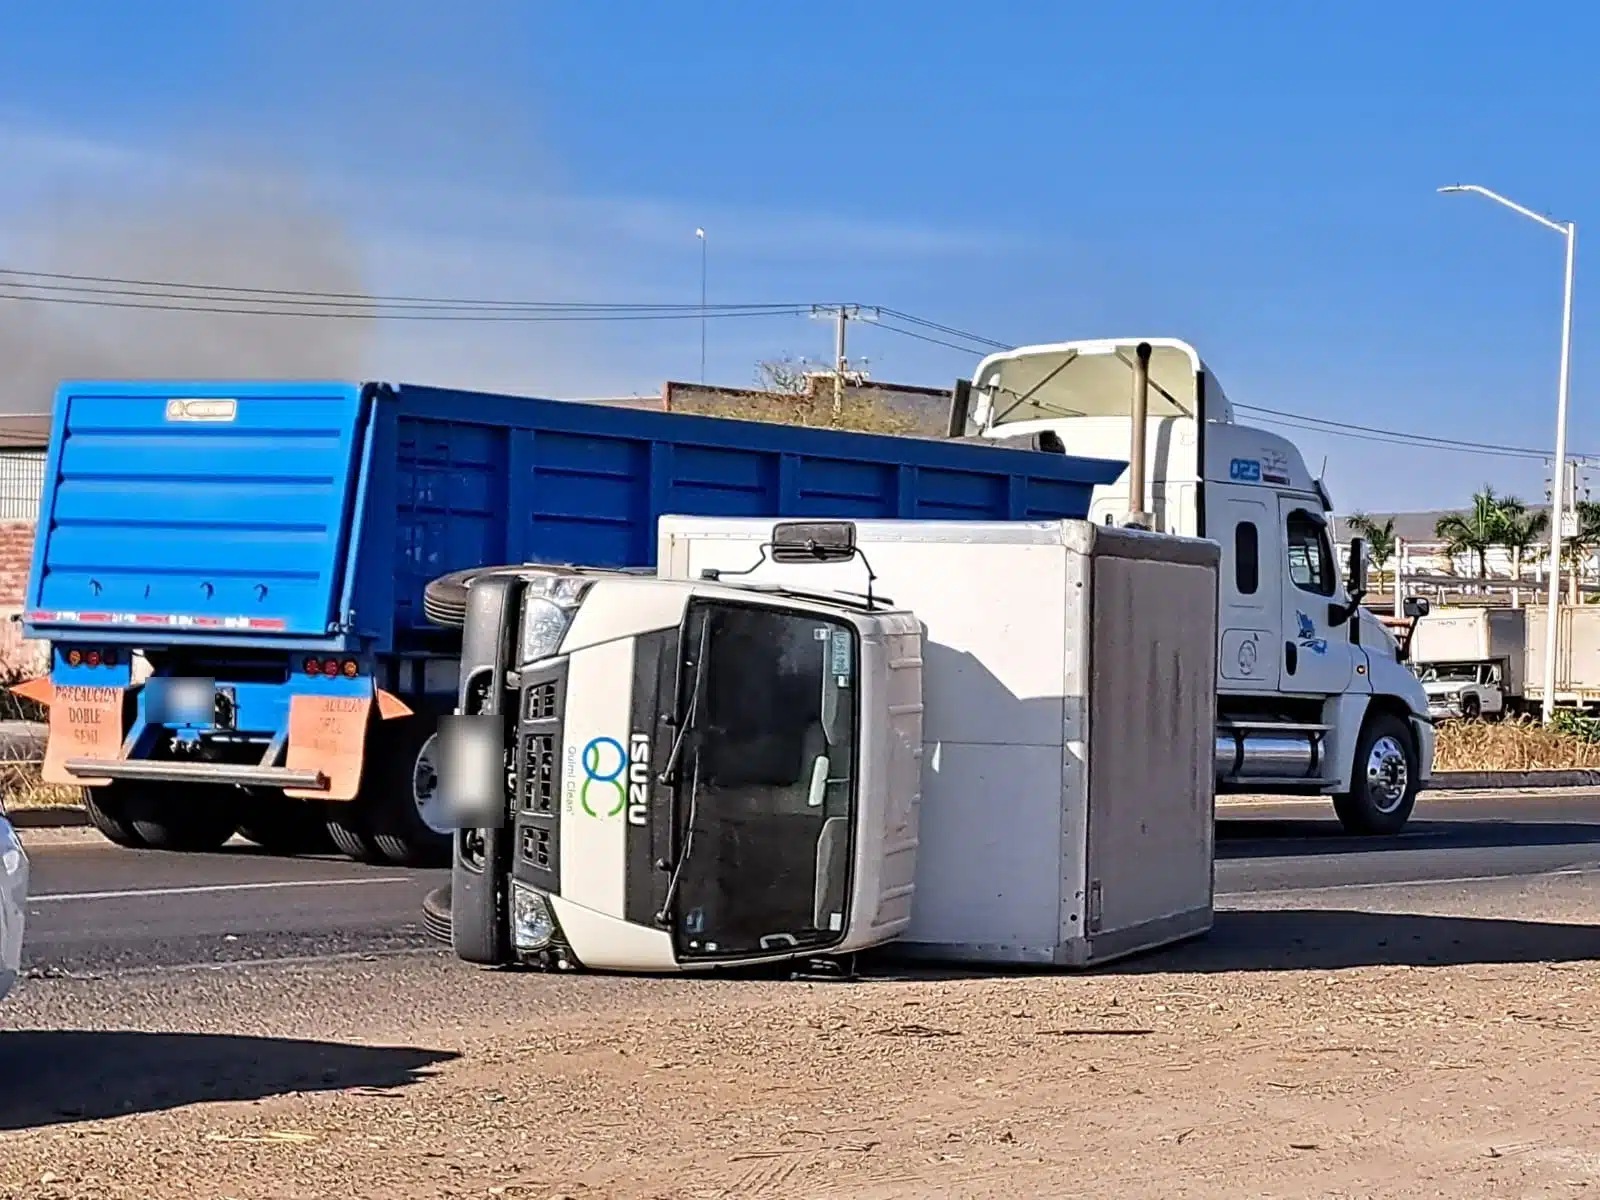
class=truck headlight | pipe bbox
[510,882,556,951]
[517,574,592,663]
[519,597,571,663]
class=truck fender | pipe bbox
[1322,692,1373,793]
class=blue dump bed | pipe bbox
[25,381,1125,652]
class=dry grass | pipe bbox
[1433,713,1600,772]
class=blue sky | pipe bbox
[1,1,1597,512]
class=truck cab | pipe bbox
[435,551,924,974]
[959,337,1434,834]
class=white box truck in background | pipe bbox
[947,337,1434,834]
[1408,606,1526,721]
[660,517,1219,968]
[1523,605,1600,713]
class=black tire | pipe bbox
[237,796,337,856]
[367,715,451,868]
[1332,711,1420,836]
[422,884,454,946]
[324,802,385,864]
[82,786,149,849]
[1461,694,1481,721]
[123,785,240,852]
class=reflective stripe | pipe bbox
[25,611,288,631]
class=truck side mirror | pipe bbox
[771,521,858,564]
[1396,596,1430,662]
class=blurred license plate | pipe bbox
[146,678,216,726]
[438,713,505,829]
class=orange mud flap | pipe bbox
[283,688,412,802]
[25,681,125,787]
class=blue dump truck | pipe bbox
[17,380,1124,866]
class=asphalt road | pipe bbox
[17,833,448,978]
[10,788,1600,980]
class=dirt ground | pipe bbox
[1,941,1598,1200]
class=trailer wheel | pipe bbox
[237,796,337,857]
[368,716,451,868]
[82,786,149,849]
[123,785,241,852]
[324,802,385,864]
[1332,712,1419,836]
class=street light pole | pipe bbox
[1439,184,1577,724]
[695,228,707,384]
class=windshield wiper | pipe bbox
[655,615,711,926]
[659,614,711,785]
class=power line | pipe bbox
[0,287,811,323]
[0,267,810,312]
[0,261,1583,465]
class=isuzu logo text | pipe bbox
[626,732,651,827]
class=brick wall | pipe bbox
[0,523,45,678]
[0,522,34,608]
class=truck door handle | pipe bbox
[1285,641,1298,675]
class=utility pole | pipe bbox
[695,228,707,384]
[810,304,878,424]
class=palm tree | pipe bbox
[1496,496,1549,608]
[1435,486,1505,581]
[1346,513,1397,585]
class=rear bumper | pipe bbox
[63,757,327,791]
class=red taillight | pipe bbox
[103,648,118,667]
[304,658,320,676]
[322,658,340,677]
[85,650,102,667]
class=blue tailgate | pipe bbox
[27,382,369,641]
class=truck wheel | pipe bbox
[238,796,337,856]
[324,803,385,864]
[368,718,451,868]
[83,786,149,849]
[124,785,240,852]
[1461,695,1481,721]
[1332,713,1419,836]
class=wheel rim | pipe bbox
[412,733,449,835]
[1366,735,1410,814]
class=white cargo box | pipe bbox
[658,516,1220,968]
[1525,604,1600,702]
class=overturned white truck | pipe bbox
[432,518,1221,975]
[948,337,1434,834]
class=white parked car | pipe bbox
[0,801,27,1002]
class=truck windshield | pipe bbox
[671,600,859,959]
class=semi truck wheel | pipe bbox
[1332,713,1419,836]
[83,786,149,849]
[323,714,450,868]
[123,784,240,852]
[237,796,337,856]
[324,802,384,864]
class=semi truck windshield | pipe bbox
[672,600,860,959]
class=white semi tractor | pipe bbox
[949,337,1434,834]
